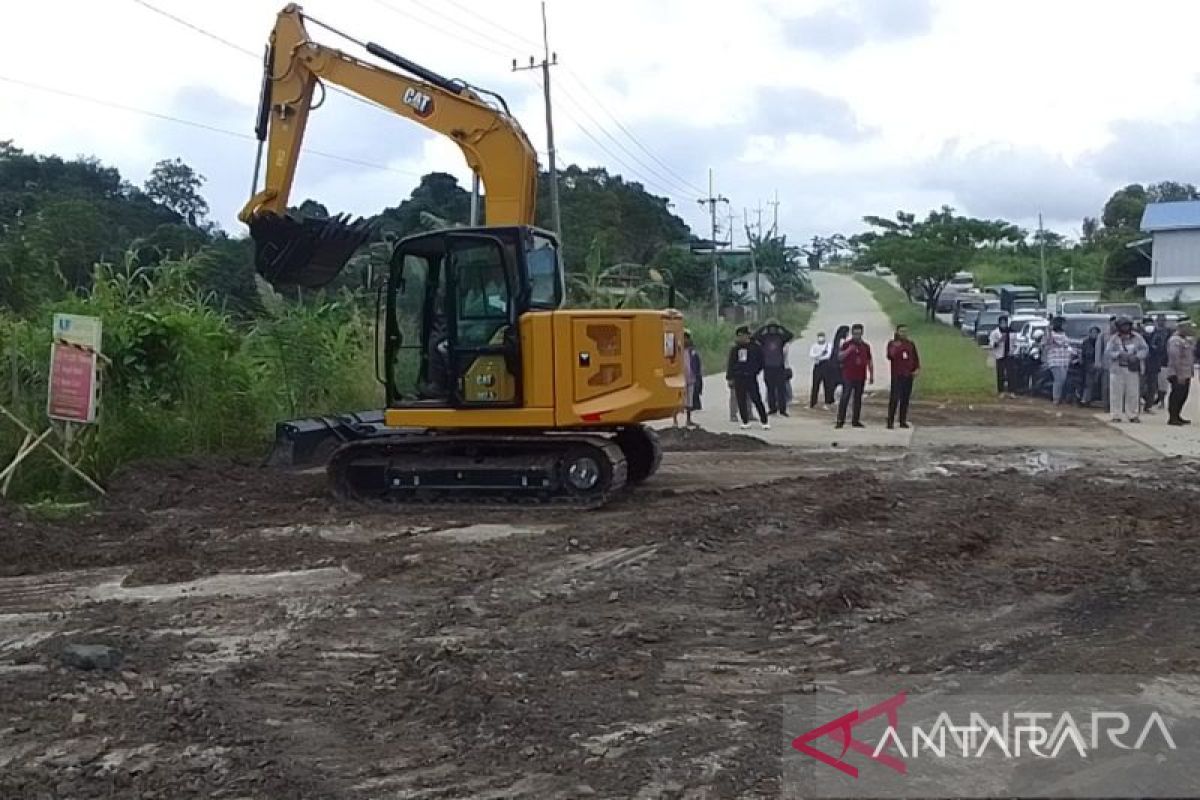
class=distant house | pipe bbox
[731,272,775,304]
[1138,200,1200,302]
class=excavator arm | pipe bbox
[240,4,539,287]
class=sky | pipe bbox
[5,0,1200,246]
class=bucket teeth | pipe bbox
[250,213,375,288]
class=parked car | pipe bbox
[1015,319,1050,354]
[960,308,984,337]
[973,309,1009,345]
[874,266,893,276]
[1059,313,1113,346]
[1142,311,1191,329]
[1099,303,1143,320]
[952,293,992,327]
[937,272,977,312]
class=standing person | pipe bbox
[675,330,703,429]
[808,331,834,409]
[1106,317,1149,423]
[828,325,851,406]
[1166,321,1195,426]
[726,325,770,430]
[885,324,920,429]
[1144,315,1171,413]
[1080,326,1103,407]
[754,320,794,416]
[1044,316,1073,405]
[835,323,874,429]
[988,316,1018,398]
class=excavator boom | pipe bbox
[241,4,539,287]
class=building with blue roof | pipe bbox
[1139,200,1200,302]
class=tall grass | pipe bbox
[0,256,379,500]
[854,276,994,400]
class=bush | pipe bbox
[0,255,379,499]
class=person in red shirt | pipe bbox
[836,323,874,428]
[885,324,920,429]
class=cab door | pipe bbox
[445,233,521,407]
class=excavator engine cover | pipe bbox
[250,212,375,288]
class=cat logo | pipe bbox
[402,87,434,117]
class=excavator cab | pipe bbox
[385,225,562,409]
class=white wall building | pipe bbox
[730,272,775,304]
[1138,200,1200,303]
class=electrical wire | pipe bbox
[523,74,682,202]
[562,66,706,196]
[0,75,422,177]
[130,0,397,117]
[379,0,705,197]
[365,0,512,60]
[551,82,699,198]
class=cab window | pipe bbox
[526,233,562,309]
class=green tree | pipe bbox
[144,158,209,227]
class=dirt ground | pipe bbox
[2,434,1199,798]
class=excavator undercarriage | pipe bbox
[327,425,661,507]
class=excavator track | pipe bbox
[327,433,629,507]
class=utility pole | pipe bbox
[755,201,764,240]
[512,2,561,242]
[746,208,761,321]
[725,210,736,248]
[697,168,729,322]
[768,190,780,237]
[1037,212,1048,301]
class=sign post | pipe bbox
[0,313,106,496]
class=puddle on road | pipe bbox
[424,523,559,544]
[258,522,430,543]
[78,566,360,604]
[909,450,1082,479]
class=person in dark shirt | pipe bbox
[726,325,770,430]
[885,324,920,429]
[753,321,794,416]
[836,323,874,429]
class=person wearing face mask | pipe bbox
[808,331,835,409]
[1106,317,1149,423]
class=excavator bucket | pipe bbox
[249,212,375,288]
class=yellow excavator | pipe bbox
[241,5,684,505]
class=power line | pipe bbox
[0,75,422,177]
[365,0,512,60]
[130,0,256,56]
[552,82,698,198]
[130,0,394,117]
[561,66,706,196]
[364,0,704,198]
[437,0,542,51]
[523,74,681,200]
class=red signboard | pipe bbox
[47,343,98,423]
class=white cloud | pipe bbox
[4,0,1200,243]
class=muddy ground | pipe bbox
[2,432,1199,798]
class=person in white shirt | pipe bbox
[987,316,1019,397]
[808,332,834,409]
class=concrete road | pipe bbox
[683,271,912,446]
